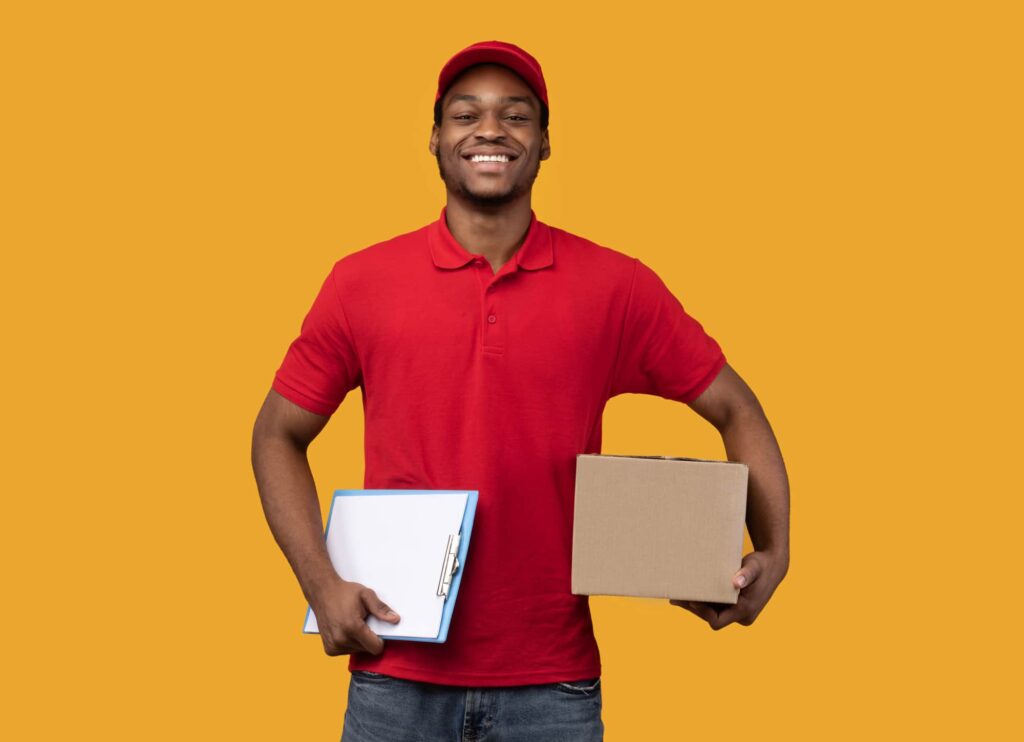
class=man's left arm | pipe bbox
[672,362,790,630]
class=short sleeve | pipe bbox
[609,259,726,403]
[271,264,362,417]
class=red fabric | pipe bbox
[272,208,726,686]
[435,40,548,106]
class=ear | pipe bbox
[429,125,439,156]
[539,129,551,161]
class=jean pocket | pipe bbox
[553,677,601,696]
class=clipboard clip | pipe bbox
[437,533,461,598]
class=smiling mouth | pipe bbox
[465,154,516,163]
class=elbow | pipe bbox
[727,395,768,431]
[713,394,767,436]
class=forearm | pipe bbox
[251,434,342,604]
[720,406,790,562]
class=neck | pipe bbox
[444,192,534,271]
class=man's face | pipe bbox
[430,64,551,207]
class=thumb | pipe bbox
[733,553,764,589]
[364,591,401,623]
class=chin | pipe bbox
[468,187,515,200]
[468,192,521,207]
[452,181,520,204]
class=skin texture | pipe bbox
[252,391,398,656]
[251,63,790,657]
[429,64,550,275]
[677,365,790,630]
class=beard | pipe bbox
[435,150,541,207]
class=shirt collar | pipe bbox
[428,206,554,271]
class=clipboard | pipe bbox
[303,489,478,643]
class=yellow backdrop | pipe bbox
[3,1,1020,739]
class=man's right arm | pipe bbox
[251,388,400,656]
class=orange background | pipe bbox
[2,1,1020,739]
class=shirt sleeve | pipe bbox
[609,259,726,403]
[271,263,362,417]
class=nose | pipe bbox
[474,109,505,141]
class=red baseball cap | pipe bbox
[435,40,548,109]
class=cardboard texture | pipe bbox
[571,454,749,605]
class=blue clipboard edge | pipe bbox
[302,489,479,643]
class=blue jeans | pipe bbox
[342,670,604,741]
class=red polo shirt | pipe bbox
[272,207,726,686]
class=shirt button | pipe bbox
[487,314,497,324]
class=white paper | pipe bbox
[304,492,469,638]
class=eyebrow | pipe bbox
[447,94,538,109]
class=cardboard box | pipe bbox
[571,454,749,604]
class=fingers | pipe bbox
[345,588,394,655]
[321,618,384,656]
[670,599,759,631]
[363,589,401,624]
[733,552,764,590]
[353,621,385,655]
[314,581,394,657]
[671,550,782,630]
[671,599,721,626]
[711,603,743,629]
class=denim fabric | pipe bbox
[341,670,604,741]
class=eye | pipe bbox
[507,114,529,122]
[451,113,476,121]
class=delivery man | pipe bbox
[251,40,790,742]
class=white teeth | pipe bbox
[470,154,509,162]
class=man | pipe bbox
[252,40,789,741]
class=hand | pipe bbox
[309,577,401,656]
[670,550,788,630]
